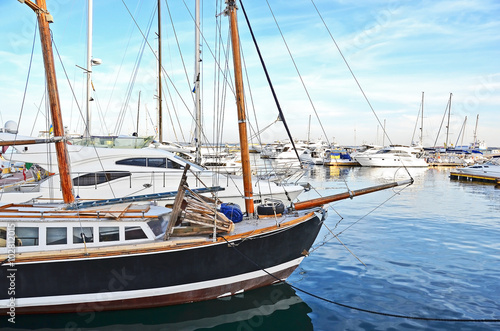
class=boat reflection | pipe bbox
[358,166,428,182]
[3,283,313,331]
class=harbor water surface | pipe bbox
[3,166,499,330]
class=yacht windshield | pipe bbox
[173,155,204,170]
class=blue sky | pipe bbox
[1,0,499,147]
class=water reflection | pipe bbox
[307,165,354,183]
[3,284,313,331]
[304,165,428,190]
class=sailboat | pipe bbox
[0,0,410,315]
[0,0,306,207]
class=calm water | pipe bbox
[3,166,500,330]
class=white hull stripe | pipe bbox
[2,257,304,309]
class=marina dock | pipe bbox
[449,171,500,184]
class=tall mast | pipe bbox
[445,93,452,148]
[382,119,386,146]
[473,114,479,148]
[194,0,202,164]
[136,91,141,135]
[307,114,311,143]
[459,116,467,148]
[420,91,424,146]
[85,0,93,138]
[157,0,163,143]
[226,1,254,214]
[23,0,75,203]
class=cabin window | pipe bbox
[15,227,39,246]
[115,157,183,169]
[73,227,94,244]
[147,218,169,237]
[73,171,131,186]
[99,227,119,242]
[116,158,146,167]
[167,159,183,169]
[147,158,167,168]
[0,227,6,247]
[47,227,67,245]
[125,226,148,240]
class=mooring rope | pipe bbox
[219,233,500,323]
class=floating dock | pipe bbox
[449,172,500,184]
[324,161,360,167]
[428,162,465,167]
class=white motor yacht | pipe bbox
[354,145,428,167]
[454,157,500,178]
[0,134,303,206]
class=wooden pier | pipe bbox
[449,171,500,184]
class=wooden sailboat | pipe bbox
[0,0,410,315]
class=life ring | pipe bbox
[257,200,285,216]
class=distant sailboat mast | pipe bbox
[307,114,311,143]
[473,114,479,149]
[420,91,424,146]
[85,0,92,138]
[456,116,467,148]
[157,0,163,143]
[194,0,202,164]
[445,92,452,148]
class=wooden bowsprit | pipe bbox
[293,179,413,211]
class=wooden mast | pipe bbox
[23,0,75,204]
[226,1,254,214]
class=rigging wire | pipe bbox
[52,35,91,200]
[263,0,331,149]
[88,89,111,135]
[114,5,155,135]
[309,178,412,255]
[179,0,251,153]
[227,3,297,196]
[1,20,38,201]
[52,38,121,198]
[433,95,452,148]
[411,97,423,145]
[15,21,38,139]
[308,0,415,178]
[122,0,207,146]
[240,47,277,198]
[29,95,47,137]
[240,1,303,168]
[165,0,194,105]
[219,231,500,323]
[164,0,193,142]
